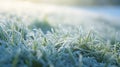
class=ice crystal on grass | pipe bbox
[0,14,120,67]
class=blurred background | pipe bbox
[1,0,120,5]
[8,0,120,6]
[0,0,120,27]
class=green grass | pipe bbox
[0,14,120,67]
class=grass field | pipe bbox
[0,1,120,67]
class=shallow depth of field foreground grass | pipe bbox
[0,14,120,67]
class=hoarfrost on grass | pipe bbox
[0,14,120,67]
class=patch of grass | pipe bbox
[0,14,120,67]
[28,18,52,34]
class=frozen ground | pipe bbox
[0,1,120,67]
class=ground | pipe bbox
[0,1,120,67]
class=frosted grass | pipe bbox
[0,14,120,67]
